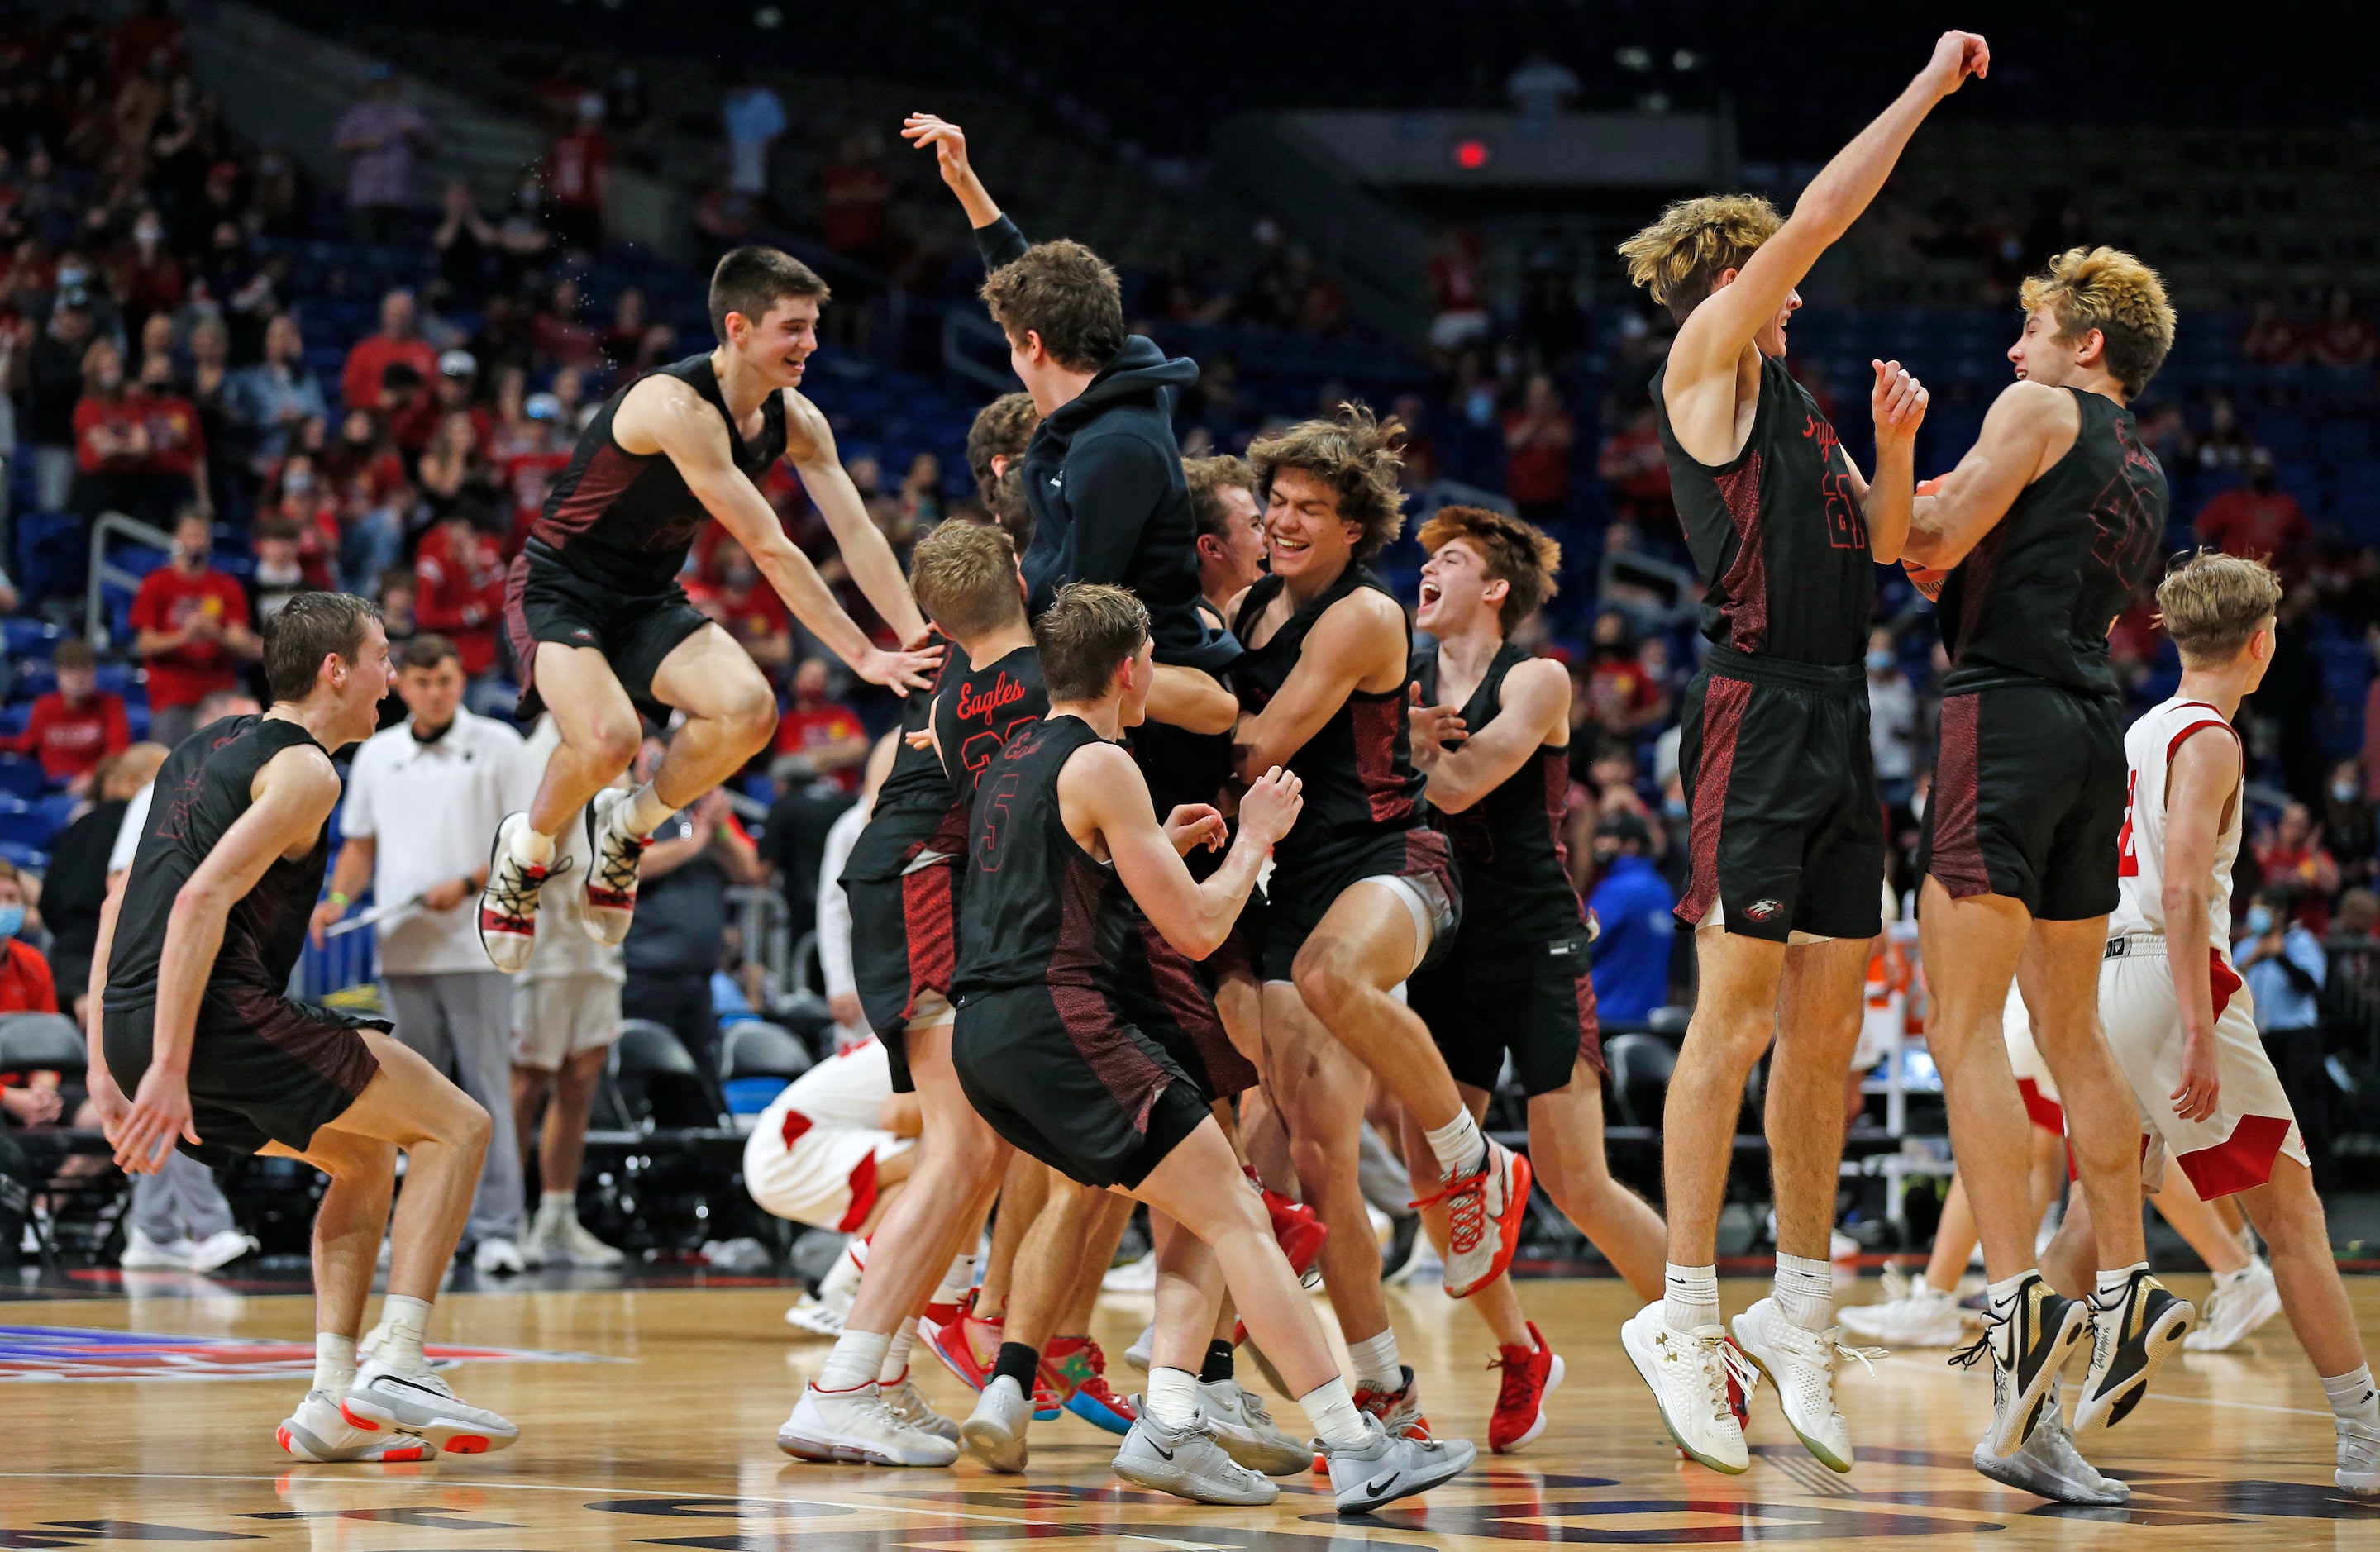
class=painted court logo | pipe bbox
[0,1326,611,1383]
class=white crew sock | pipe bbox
[2093,1261,2147,1309]
[376,1294,432,1373]
[539,1189,575,1223]
[818,1242,865,1307]
[314,1332,357,1394]
[1422,1111,1488,1180]
[614,782,677,840]
[1300,1376,1370,1450]
[1773,1252,1835,1332]
[1663,1262,1720,1335]
[1145,1365,1199,1430]
[508,824,555,868]
[818,1328,890,1393]
[2323,1364,2380,1427]
[1346,1329,1401,1392]
[879,1317,918,1383]
[934,1251,977,1307]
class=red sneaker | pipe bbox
[1487,1321,1565,1454]
[927,1290,1000,1393]
[1045,1338,1136,1435]
[1413,1140,1532,1299]
[1249,1172,1328,1280]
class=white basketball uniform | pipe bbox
[2101,696,2306,1196]
[743,1038,916,1231]
[2002,982,2064,1135]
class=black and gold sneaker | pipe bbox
[1953,1272,2087,1459]
[2072,1269,2193,1435]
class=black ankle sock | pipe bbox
[1200,1340,1235,1385]
[992,1341,1039,1392]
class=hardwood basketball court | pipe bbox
[5,1273,2375,1548]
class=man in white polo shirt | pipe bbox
[311,633,539,1274]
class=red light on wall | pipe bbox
[1452,138,1493,170]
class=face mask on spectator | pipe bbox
[1866,649,1895,672]
[56,263,88,288]
[0,903,22,940]
[2244,905,2274,935]
[2334,779,2359,804]
[1662,797,1688,821]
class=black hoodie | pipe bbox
[977,217,1239,672]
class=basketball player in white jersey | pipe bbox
[2043,551,2375,1494]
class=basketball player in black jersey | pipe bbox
[1900,246,2191,1469]
[1401,506,1669,1454]
[1228,407,1524,1445]
[83,594,513,1463]
[479,247,938,972]
[947,583,1473,1514]
[1611,31,1982,1476]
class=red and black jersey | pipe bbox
[952,715,1130,1001]
[1652,353,1873,668]
[1413,640,1585,953]
[1228,563,1428,885]
[932,644,1049,813]
[1937,389,2168,699]
[103,716,329,1014]
[839,651,955,891]
[531,352,787,596]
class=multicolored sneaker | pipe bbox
[1411,1140,1531,1299]
[278,1390,436,1463]
[927,1289,1000,1391]
[583,788,652,947]
[1487,1322,1564,1454]
[478,813,566,974]
[1047,1337,1137,1435]
[2072,1269,2193,1435]
[1247,1168,1328,1282]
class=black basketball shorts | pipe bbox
[1675,645,1883,944]
[505,543,713,721]
[103,993,390,1168]
[952,983,1214,1190]
[844,850,961,1096]
[1258,826,1462,983]
[1409,932,1602,1097]
[1920,680,2125,921]
[1117,909,1258,1102]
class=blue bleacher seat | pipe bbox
[0,841,50,873]
[0,799,57,850]
[1,620,62,659]
[0,757,45,801]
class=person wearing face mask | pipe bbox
[1865,626,1917,808]
[0,857,54,1016]
[226,312,327,471]
[2235,886,2335,1195]
[2321,759,2375,887]
[131,511,261,750]
[2194,446,2310,566]
[107,207,184,344]
[26,288,98,513]
[131,349,209,519]
[1587,812,1676,1024]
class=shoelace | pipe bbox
[1948,1333,1994,1371]
[1654,1327,1757,1424]
[1412,1166,1491,1256]
[591,826,651,902]
[483,853,561,926]
[1876,1263,1915,1303]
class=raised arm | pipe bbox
[1413,656,1569,814]
[623,374,936,693]
[901,114,1018,257]
[1900,378,2075,570]
[1861,359,1930,564]
[1230,591,1406,780]
[781,390,929,645]
[1068,742,1301,959]
[2160,726,2242,1124]
[112,745,342,1172]
[1667,32,1986,398]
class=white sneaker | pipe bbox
[1195,1377,1310,1476]
[777,1381,960,1466]
[583,788,651,947]
[2339,1415,2380,1496]
[1971,1379,2126,1505]
[1829,1230,1859,1261]
[188,1228,260,1274]
[1319,1413,1476,1514]
[785,1293,848,1338]
[278,1388,437,1463]
[1112,1408,1280,1505]
[479,813,565,974]
[1839,1265,1967,1347]
[959,1375,1033,1473]
[472,1237,526,1277]
[1102,1251,1157,1292]
[1123,1321,1154,1373]
[341,1359,519,1454]
[549,1215,624,1269]
[1731,1297,1878,1473]
[1620,1302,1753,1474]
[120,1226,194,1269]
[1424,1140,1531,1300]
[882,1368,961,1444]
[2183,1258,2280,1350]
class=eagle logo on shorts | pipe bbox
[1742,898,1783,921]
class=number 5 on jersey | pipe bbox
[976,769,1021,872]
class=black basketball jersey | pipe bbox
[952,715,1131,1001]
[932,644,1049,811]
[531,351,789,595]
[1652,353,1873,667]
[103,716,330,1013]
[1228,564,1427,882]
[1937,388,2169,699]
[840,654,956,886]
[1413,641,1586,950]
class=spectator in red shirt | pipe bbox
[1596,402,1675,531]
[70,338,180,527]
[131,350,208,512]
[530,278,603,373]
[544,94,611,255]
[2254,800,2340,932]
[816,133,894,264]
[2195,448,2310,562]
[7,640,130,792]
[2311,288,2380,369]
[2239,298,2308,367]
[413,501,508,678]
[688,538,792,674]
[340,287,438,412]
[1582,610,1663,736]
[130,510,260,749]
[1503,372,1575,525]
[0,859,57,1016]
[773,657,869,791]
[394,350,491,459]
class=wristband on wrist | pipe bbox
[327,891,351,908]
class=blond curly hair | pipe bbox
[2020,245,2177,398]
[1617,195,1783,321]
[1247,403,1408,561]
